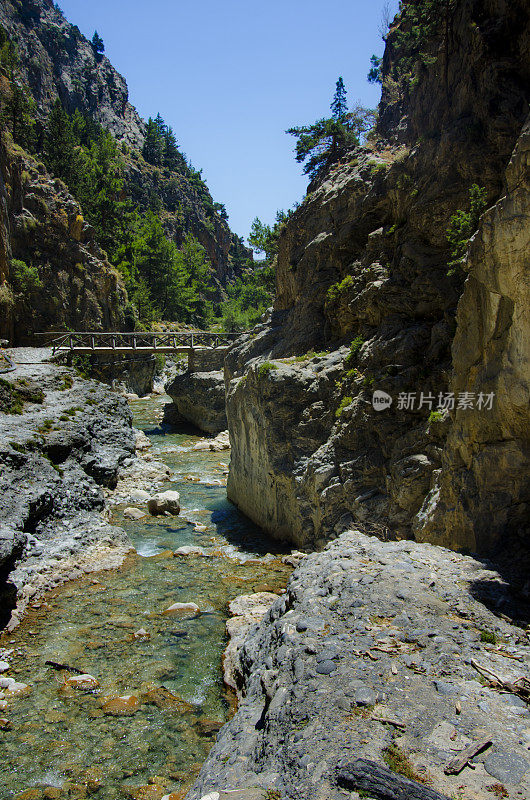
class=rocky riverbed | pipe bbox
[187,531,530,800]
[3,350,530,800]
[0,348,135,629]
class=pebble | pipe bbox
[64,674,99,691]
[4,680,30,696]
[102,694,140,715]
[163,602,200,616]
[123,507,148,520]
[130,489,151,501]
[354,686,376,706]
[147,490,181,516]
[315,660,337,675]
[0,661,10,673]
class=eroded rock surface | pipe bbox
[415,114,530,554]
[0,348,134,628]
[165,370,227,434]
[187,531,530,800]
[225,1,530,555]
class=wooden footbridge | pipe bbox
[42,331,242,356]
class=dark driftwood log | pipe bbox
[45,660,85,674]
[337,759,451,800]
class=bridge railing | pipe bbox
[36,330,246,355]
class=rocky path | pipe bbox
[187,531,530,800]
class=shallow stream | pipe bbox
[1,395,289,799]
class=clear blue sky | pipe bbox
[59,0,399,241]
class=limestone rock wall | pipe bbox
[225,0,530,555]
[165,370,227,434]
[0,139,127,343]
[0,354,135,628]
[0,0,144,149]
[165,349,228,433]
[415,114,530,554]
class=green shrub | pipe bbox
[327,275,354,303]
[59,373,74,390]
[428,410,444,424]
[257,361,278,378]
[383,745,428,785]
[292,350,329,362]
[346,368,361,379]
[10,259,42,294]
[9,441,26,453]
[335,396,353,418]
[368,161,387,176]
[37,418,54,433]
[0,377,44,414]
[345,336,365,365]
[447,184,487,274]
[479,629,496,645]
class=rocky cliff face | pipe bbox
[0,0,144,147]
[226,0,530,556]
[187,531,530,799]
[0,350,135,629]
[165,348,228,433]
[0,137,127,343]
[415,113,530,554]
[0,0,249,292]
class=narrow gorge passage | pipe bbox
[0,394,290,800]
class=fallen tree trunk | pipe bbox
[45,660,85,675]
[337,758,451,800]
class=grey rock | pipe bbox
[354,687,377,707]
[484,751,530,785]
[315,660,337,675]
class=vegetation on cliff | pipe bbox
[287,78,375,180]
[216,210,294,331]
[0,5,250,333]
[225,0,530,558]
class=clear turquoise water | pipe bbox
[0,396,289,800]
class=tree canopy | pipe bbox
[287,78,375,181]
[91,31,104,60]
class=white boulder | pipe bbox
[147,490,181,516]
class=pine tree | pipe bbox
[288,79,375,181]
[367,55,383,84]
[8,83,36,151]
[154,113,166,138]
[330,76,347,122]
[91,31,105,61]
[142,116,164,166]
[163,125,182,171]
[43,100,75,184]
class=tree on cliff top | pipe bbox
[330,77,348,122]
[287,79,375,181]
[91,31,105,61]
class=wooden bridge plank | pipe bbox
[45,330,242,356]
